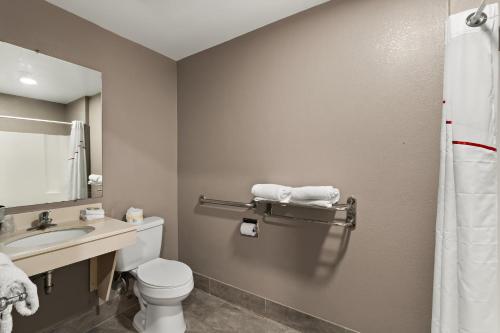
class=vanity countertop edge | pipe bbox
[0,217,137,261]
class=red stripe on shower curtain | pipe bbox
[452,141,497,152]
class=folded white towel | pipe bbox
[80,214,104,221]
[0,253,39,333]
[83,208,105,216]
[251,184,292,202]
[88,174,102,184]
[291,186,340,202]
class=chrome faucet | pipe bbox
[27,211,57,231]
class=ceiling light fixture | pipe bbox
[19,76,37,86]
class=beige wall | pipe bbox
[0,92,69,135]
[89,93,103,175]
[0,0,491,331]
[13,261,93,332]
[0,92,66,120]
[0,0,178,259]
[178,0,446,332]
[0,0,177,330]
[65,96,88,123]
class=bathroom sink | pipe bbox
[5,227,95,248]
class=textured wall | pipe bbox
[0,93,68,135]
[12,261,93,332]
[0,0,177,330]
[0,92,66,120]
[89,93,102,175]
[1,0,484,332]
[178,0,446,332]
[0,0,178,259]
[65,95,87,123]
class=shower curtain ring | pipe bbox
[466,11,488,27]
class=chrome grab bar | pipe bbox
[198,194,357,229]
[0,292,27,312]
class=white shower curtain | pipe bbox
[432,4,499,333]
[67,120,88,200]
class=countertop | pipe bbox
[0,217,137,261]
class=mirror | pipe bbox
[0,41,102,208]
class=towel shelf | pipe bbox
[198,196,256,209]
[0,292,27,312]
[198,195,357,229]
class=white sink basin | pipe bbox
[5,227,95,248]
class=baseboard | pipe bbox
[193,272,359,333]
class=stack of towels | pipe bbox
[251,184,340,208]
[80,207,105,221]
[88,174,103,186]
[0,253,39,333]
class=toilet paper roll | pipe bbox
[240,222,257,237]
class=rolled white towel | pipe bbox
[251,184,292,203]
[289,199,335,208]
[0,253,39,333]
[291,186,340,203]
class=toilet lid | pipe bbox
[137,258,192,288]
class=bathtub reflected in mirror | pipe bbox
[0,41,102,208]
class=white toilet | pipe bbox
[115,217,194,333]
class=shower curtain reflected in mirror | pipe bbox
[67,120,87,200]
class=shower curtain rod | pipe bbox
[466,0,488,27]
[0,115,72,125]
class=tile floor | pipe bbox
[86,289,300,333]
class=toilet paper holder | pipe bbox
[240,218,258,238]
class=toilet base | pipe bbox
[132,303,186,333]
[133,311,146,332]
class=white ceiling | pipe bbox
[0,41,101,104]
[46,0,329,60]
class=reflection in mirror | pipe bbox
[0,41,102,208]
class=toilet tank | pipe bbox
[115,217,164,272]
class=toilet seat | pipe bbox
[137,258,193,289]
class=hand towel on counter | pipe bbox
[291,186,340,202]
[80,207,105,221]
[80,214,104,221]
[251,184,292,202]
[0,253,39,333]
[83,208,104,216]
